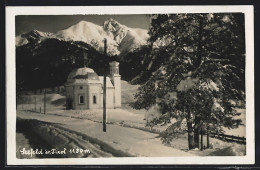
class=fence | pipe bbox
[209,132,246,144]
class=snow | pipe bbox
[177,77,220,92]
[54,21,119,55]
[16,132,36,158]
[17,111,194,157]
[209,80,219,91]
[144,104,162,123]
[211,102,224,112]
[17,109,246,157]
[223,108,246,137]
[32,29,53,37]
[98,76,114,88]
[16,80,246,157]
[207,13,214,21]
[16,30,53,46]
[16,35,29,46]
[177,77,199,91]
[16,19,149,55]
[209,145,246,156]
[121,80,140,104]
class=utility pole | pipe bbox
[44,89,46,114]
[103,38,107,132]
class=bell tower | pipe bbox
[109,61,121,108]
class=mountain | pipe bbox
[16,18,149,56]
[16,19,150,92]
[16,30,53,46]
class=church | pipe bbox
[65,61,121,110]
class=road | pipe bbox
[17,110,194,157]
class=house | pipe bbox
[65,61,121,110]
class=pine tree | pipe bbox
[133,13,245,150]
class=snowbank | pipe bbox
[18,118,130,158]
[209,145,246,156]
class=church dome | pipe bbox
[67,67,100,84]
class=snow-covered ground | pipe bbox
[16,81,246,157]
[222,108,246,137]
[17,111,194,157]
[16,109,246,157]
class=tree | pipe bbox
[132,13,245,150]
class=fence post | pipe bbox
[34,96,37,112]
[44,89,46,114]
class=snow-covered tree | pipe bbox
[132,13,245,150]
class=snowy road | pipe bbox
[16,118,64,158]
[17,111,194,157]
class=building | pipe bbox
[65,61,121,110]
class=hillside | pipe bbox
[16,39,110,91]
[16,19,150,92]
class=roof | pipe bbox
[99,76,114,88]
[109,61,119,67]
[66,67,100,84]
[66,67,114,88]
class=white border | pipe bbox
[6,6,255,165]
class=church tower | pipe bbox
[109,61,121,108]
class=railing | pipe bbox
[209,132,246,144]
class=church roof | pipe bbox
[99,76,114,88]
[66,67,114,88]
[109,61,119,67]
[66,67,100,84]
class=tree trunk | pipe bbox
[187,112,195,150]
[194,116,200,149]
[187,121,195,150]
[207,126,210,148]
[200,129,203,151]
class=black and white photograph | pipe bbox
[6,6,254,165]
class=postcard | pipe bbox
[6,5,254,165]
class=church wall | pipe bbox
[65,86,74,99]
[73,85,89,110]
[65,63,122,110]
[109,61,121,108]
[88,84,101,109]
[112,75,121,108]
[65,86,74,109]
[100,87,115,109]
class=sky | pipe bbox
[15,15,150,35]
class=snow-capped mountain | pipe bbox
[16,30,53,46]
[16,18,149,55]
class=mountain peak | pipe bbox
[22,29,53,38]
[23,29,42,37]
[103,18,123,32]
[16,19,149,55]
[76,20,97,27]
[31,29,40,33]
